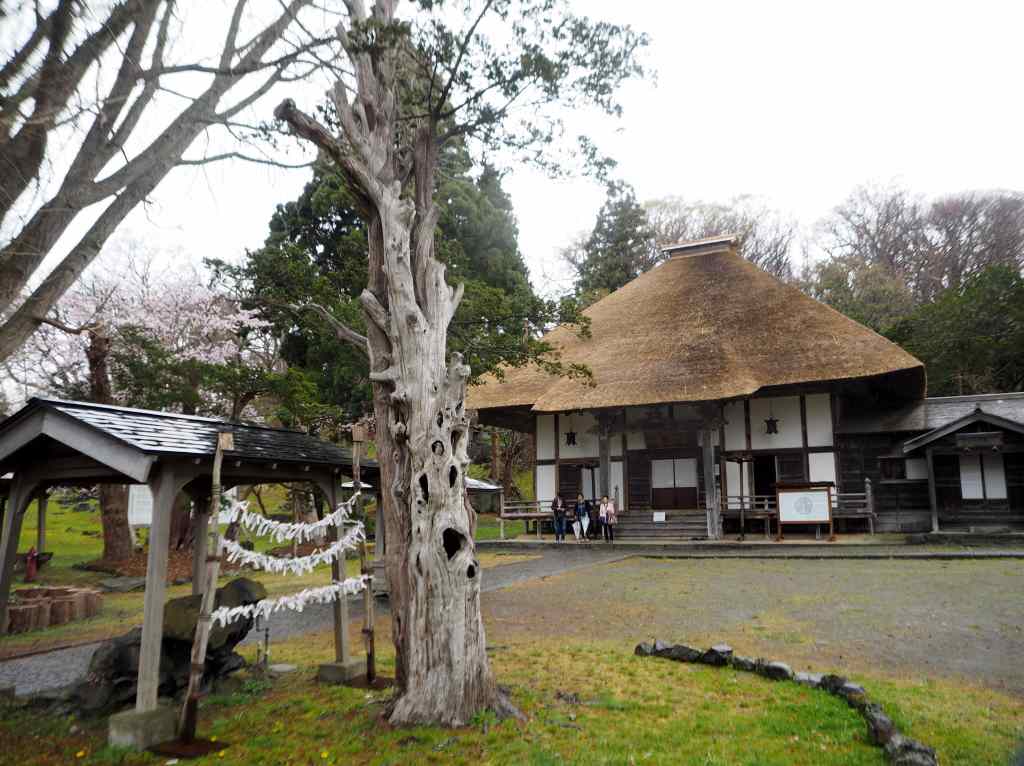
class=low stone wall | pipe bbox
[6,587,103,633]
[635,640,937,766]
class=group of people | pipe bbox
[549,492,617,543]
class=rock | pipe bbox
[863,703,896,746]
[759,661,793,681]
[652,639,671,654]
[163,577,266,650]
[658,644,702,663]
[172,577,190,586]
[699,644,732,666]
[99,577,147,593]
[794,672,823,688]
[634,642,654,657]
[885,733,938,766]
[819,674,848,694]
[269,663,297,674]
[59,577,265,717]
[730,655,757,672]
[838,681,868,708]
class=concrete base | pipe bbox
[108,704,178,750]
[317,659,364,684]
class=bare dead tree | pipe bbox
[273,0,646,726]
[0,0,338,362]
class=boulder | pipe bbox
[759,661,793,681]
[885,734,938,766]
[818,674,848,694]
[730,655,758,673]
[838,681,868,709]
[862,703,896,746]
[652,639,671,654]
[634,642,654,657]
[662,644,703,663]
[794,671,823,688]
[63,577,265,716]
[699,644,733,667]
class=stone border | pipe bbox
[7,587,102,633]
[635,640,937,766]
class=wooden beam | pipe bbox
[191,507,210,597]
[926,447,939,534]
[799,395,810,480]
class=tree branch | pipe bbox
[289,302,369,356]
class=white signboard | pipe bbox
[777,487,831,524]
[127,485,237,527]
[128,485,154,527]
[652,511,666,523]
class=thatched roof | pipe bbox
[468,238,925,415]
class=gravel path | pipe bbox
[0,547,625,697]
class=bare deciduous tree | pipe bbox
[647,195,797,279]
[273,0,645,726]
[0,0,336,362]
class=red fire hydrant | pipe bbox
[24,547,38,583]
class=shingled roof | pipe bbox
[468,240,925,414]
[0,398,373,470]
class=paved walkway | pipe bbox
[0,547,626,697]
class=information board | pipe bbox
[777,487,831,524]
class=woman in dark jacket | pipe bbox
[550,494,566,543]
[573,493,589,542]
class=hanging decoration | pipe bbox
[211,579,367,628]
[765,400,779,435]
[209,494,366,624]
[565,413,577,446]
[219,498,356,544]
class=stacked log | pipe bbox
[5,587,104,633]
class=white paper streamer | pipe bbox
[210,578,367,628]
[220,522,364,575]
[219,493,361,544]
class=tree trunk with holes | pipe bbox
[364,186,513,726]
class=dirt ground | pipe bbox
[482,557,1024,697]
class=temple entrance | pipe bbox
[650,457,698,509]
[753,454,776,497]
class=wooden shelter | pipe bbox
[0,398,377,732]
[468,236,1024,537]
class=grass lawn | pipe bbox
[1,626,1021,765]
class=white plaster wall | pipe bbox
[726,461,743,497]
[750,396,802,450]
[675,458,698,487]
[808,452,837,484]
[651,458,674,488]
[559,412,599,459]
[984,454,1008,499]
[722,401,745,451]
[626,430,646,450]
[536,414,555,460]
[581,467,597,498]
[611,433,623,457]
[536,464,556,502]
[805,394,834,447]
[905,458,928,481]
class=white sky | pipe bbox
[94,0,1024,296]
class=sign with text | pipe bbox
[777,487,831,524]
[652,511,666,523]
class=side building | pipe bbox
[467,236,1024,537]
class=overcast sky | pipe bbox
[103,0,1024,295]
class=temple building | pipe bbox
[468,236,1024,538]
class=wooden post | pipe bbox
[352,425,374,679]
[0,474,38,635]
[36,492,47,553]
[701,429,719,539]
[191,503,210,597]
[597,415,612,498]
[926,448,939,533]
[864,477,874,535]
[498,489,505,540]
[137,465,179,713]
[179,431,233,739]
[330,478,351,666]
